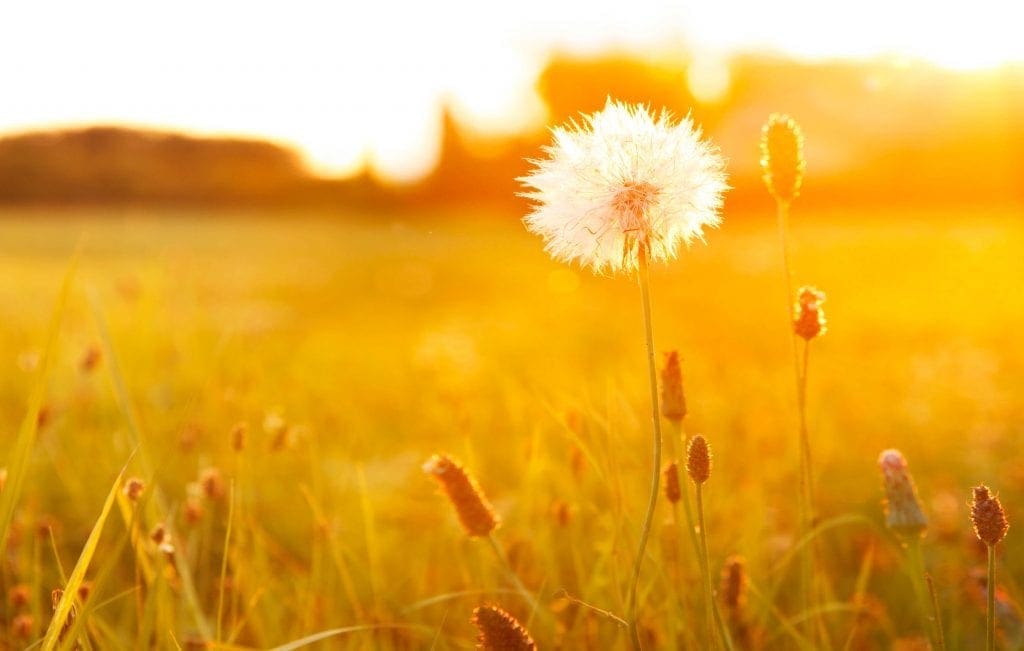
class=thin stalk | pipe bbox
[926,574,947,651]
[695,483,734,651]
[777,198,816,640]
[487,534,540,616]
[627,246,664,651]
[905,538,938,649]
[671,422,704,567]
[987,544,995,651]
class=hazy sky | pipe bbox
[2,1,1022,182]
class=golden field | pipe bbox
[1,205,1023,649]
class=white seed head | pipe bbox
[520,99,728,275]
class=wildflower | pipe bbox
[423,454,499,537]
[663,461,681,504]
[687,435,711,485]
[878,449,928,537]
[660,351,687,423]
[793,286,827,341]
[520,99,727,275]
[760,113,805,203]
[972,485,1009,546]
[471,605,537,650]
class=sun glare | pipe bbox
[1,0,1023,182]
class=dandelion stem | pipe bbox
[626,245,663,651]
[987,544,995,651]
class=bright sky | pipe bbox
[2,1,1023,183]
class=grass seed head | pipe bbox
[471,604,537,650]
[11,613,33,638]
[199,467,226,501]
[423,454,499,537]
[878,449,928,537]
[663,460,681,503]
[123,477,145,502]
[793,286,827,341]
[230,421,248,452]
[720,555,747,612]
[9,583,30,609]
[687,435,711,485]
[971,484,1009,546]
[760,113,805,203]
[660,351,687,422]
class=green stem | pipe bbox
[672,423,705,571]
[777,199,816,641]
[987,544,995,651]
[487,534,540,617]
[906,537,937,649]
[627,245,664,651]
[695,483,734,651]
[926,573,947,651]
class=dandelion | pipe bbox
[760,113,805,204]
[793,286,827,341]
[972,485,1009,651]
[521,99,726,276]
[471,605,537,651]
[521,98,726,651]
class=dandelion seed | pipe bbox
[760,113,805,203]
[793,286,827,341]
[423,454,499,537]
[520,99,727,275]
[972,485,1009,547]
[471,605,537,650]
[878,449,928,537]
[687,435,711,485]
[660,351,687,423]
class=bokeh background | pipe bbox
[2,1,1024,649]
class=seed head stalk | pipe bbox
[627,244,663,651]
[987,544,995,651]
[776,198,817,638]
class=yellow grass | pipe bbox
[0,205,1022,648]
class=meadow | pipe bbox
[0,204,1023,649]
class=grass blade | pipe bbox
[42,462,128,651]
[0,252,78,552]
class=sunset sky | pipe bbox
[2,0,1023,182]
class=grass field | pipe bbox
[1,205,1023,649]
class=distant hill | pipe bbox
[2,55,1023,211]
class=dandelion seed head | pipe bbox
[519,99,727,275]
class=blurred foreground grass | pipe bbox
[0,205,1023,649]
